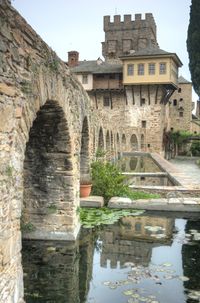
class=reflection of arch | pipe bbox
[141,134,145,151]
[122,134,126,152]
[80,117,90,175]
[130,134,138,151]
[111,131,114,150]
[130,157,138,171]
[98,127,104,149]
[106,130,110,151]
[117,133,120,148]
[23,100,73,232]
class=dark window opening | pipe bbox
[103,96,110,107]
[179,112,183,117]
[178,88,182,93]
[173,99,177,106]
[148,144,150,147]
[142,120,146,128]
[141,98,146,106]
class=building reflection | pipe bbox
[100,215,174,268]
[22,240,80,303]
[182,219,200,298]
[22,215,174,302]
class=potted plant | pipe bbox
[80,174,92,198]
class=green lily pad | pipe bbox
[79,207,145,228]
[123,290,133,296]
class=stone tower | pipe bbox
[102,13,158,62]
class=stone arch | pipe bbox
[111,131,114,150]
[130,134,138,151]
[80,117,90,176]
[117,132,120,149]
[122,134,126,151]
[98,126,104,149]
[106,130,110,151]
[141,134,145,151]
[23,100,73,239]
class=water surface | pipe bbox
[22,213,200,303]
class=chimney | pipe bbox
[68,51,79,67]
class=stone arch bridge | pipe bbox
[0,1,93,302]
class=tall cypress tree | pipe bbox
[187,0,200,98]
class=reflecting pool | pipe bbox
[22,213,200,303]
[117,155,161,173]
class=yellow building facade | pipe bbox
[121,50,182,88]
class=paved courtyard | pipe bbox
[170,157,200,187]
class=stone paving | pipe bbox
[169,156,200,188]
[151,154,200,190]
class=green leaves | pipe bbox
[187,0,200,97]
[91,160,159,204]
[79,207,144,229]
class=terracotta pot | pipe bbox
[80,184,92,198]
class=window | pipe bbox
[179,112,183,117]
[103,96,110,107]
[127,64,134,76]
[148,144,151,147]
[135,222,141,232]
[173,99,177,106]
[138,63,144,75]
[82,74,88,84]
[140,98,146,106]
[149,63,155,75]
[178,88,182,93]
[142,120,146,128]
[159,62,166,74]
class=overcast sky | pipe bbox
[12,0,197,100]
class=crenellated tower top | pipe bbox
[102,13,158,62]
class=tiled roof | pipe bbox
[71,60,122,74]
[178,75,191,84]
[120,47,182,66]
[120,47,171,57]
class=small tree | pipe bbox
[187,0,200,98]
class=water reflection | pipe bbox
[22,214,200,303]
[117,156,161,173]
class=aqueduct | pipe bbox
[0,1,92,302]
[0,1,154,302]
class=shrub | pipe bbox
[91,160,159,204]
[190,141,200,156]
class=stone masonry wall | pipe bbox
[90,84,169,158]
[169,82,192,132]
[0,1,92,302]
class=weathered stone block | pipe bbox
[80,196,104,207]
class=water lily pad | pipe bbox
[102,281,111,286]
[178,275,189,281]
[162,263,172,267]
[80,207,145,228]
[124,262,135,267]
[123,290,133,296]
